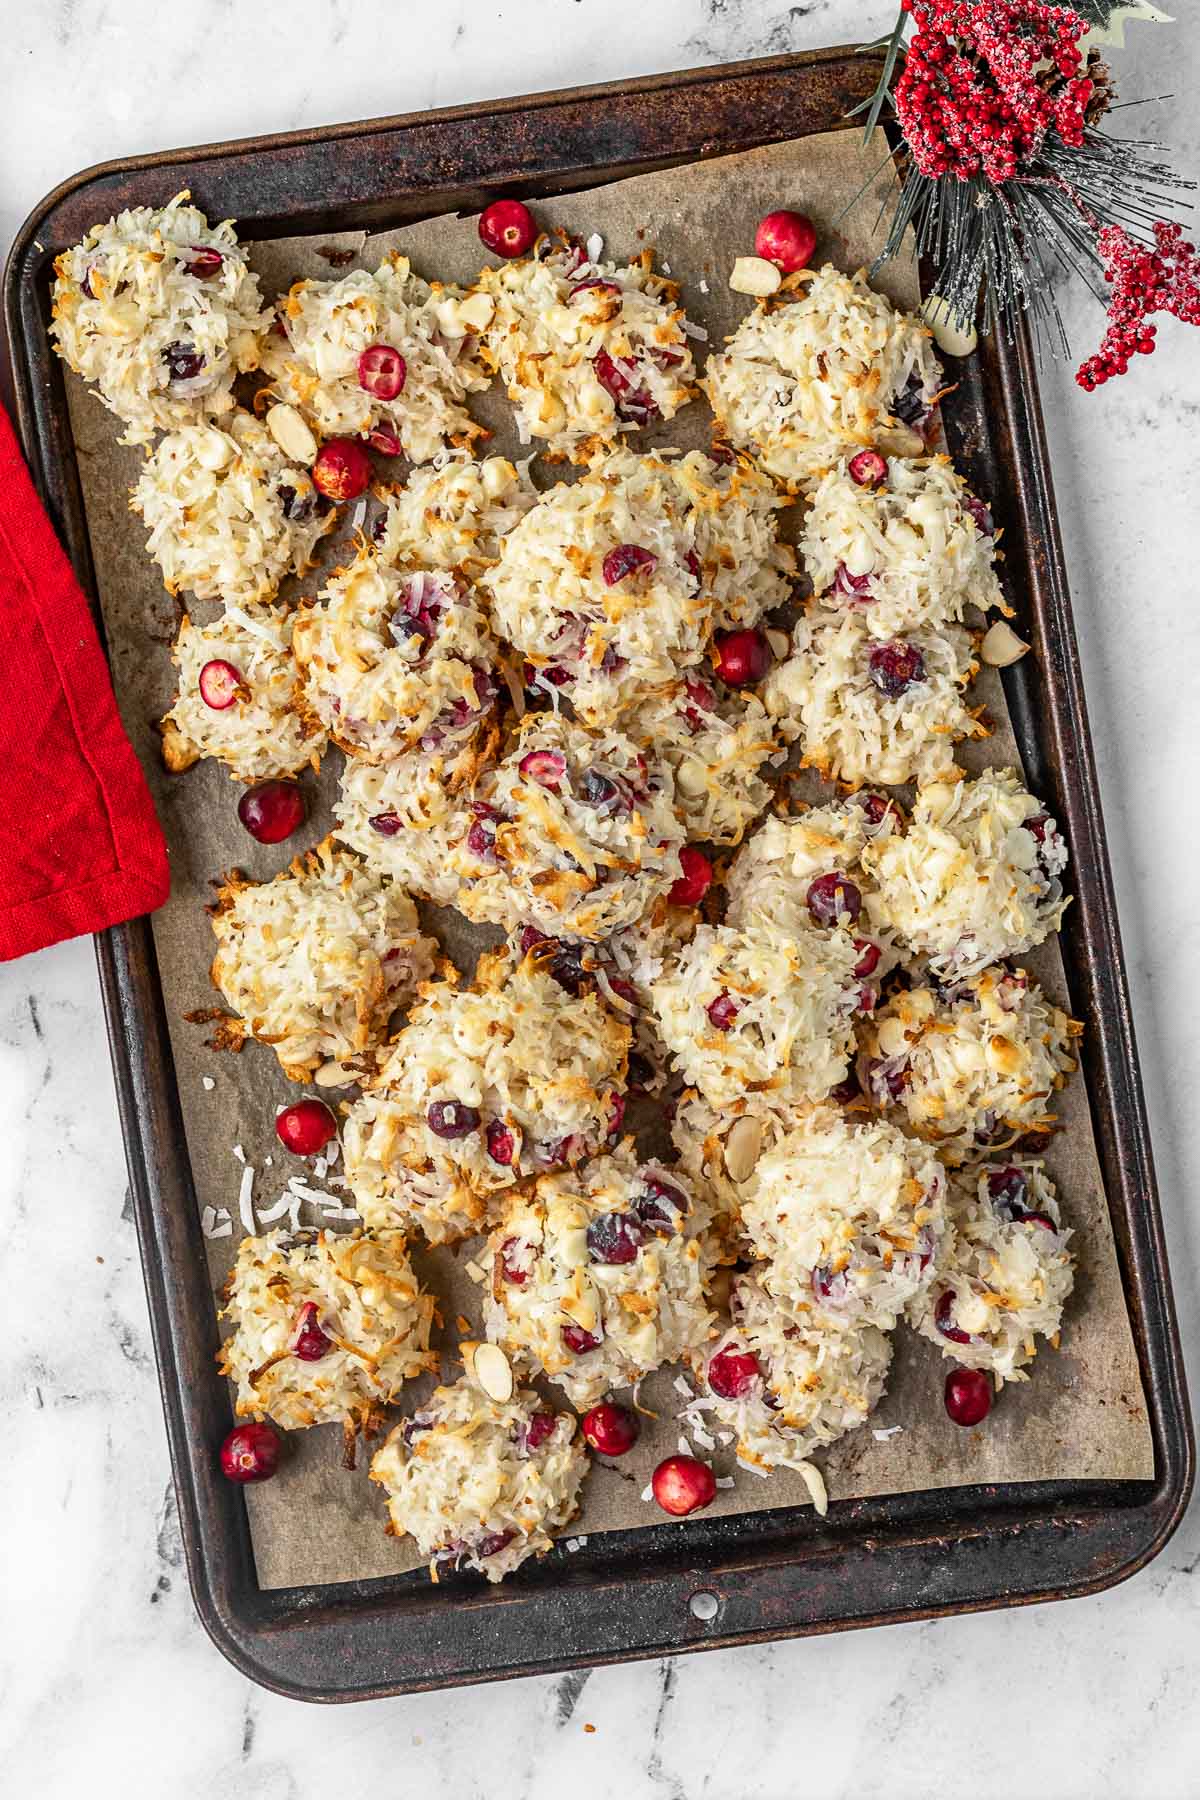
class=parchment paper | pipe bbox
[63,130,1153,1591]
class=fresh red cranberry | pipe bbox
[427,1100,480,1140]
[806,872,862,927]
[582,1402,640,1456]
[369,811,403,836]
[708,1346,761,1399]
[562,1323,603,1355]
[185,246,224,277]
[237,781,306,844]
[293,1302,332,1362]
[945,1367,992,1427]
[368,426,403,456]
[934,1290,973,1345]
[275,1099,337,1157]
[669,847,713,907]
[706,991,741,1032]
[754,209,816,272]
[853,939,881,978]
[848,449,888,487]
[652,1454,716,1517]
[478,198,536,258]
[164,341,204,382]
[634,1175,688,1232]
[518,748,567,787]
[712,628,771,687]
[357,344,406,400]
[522,1412,558,1453]
[499,1237,530,1284]
[868,640,926,698]
[312,438,372,502]
[220,1421,281,1483]
[486,1119,516,1165]
[602,544,658,585]
[586,1211,644,1265]
[199,658,243,710]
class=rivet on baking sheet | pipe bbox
[689,1591,720,1622]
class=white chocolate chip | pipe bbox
[921,293,979,357]
[265,403,317,465]
[980,620,1032,667]
[193,428,234,471]
[470,1341,514,1403]
[676,759,710,798]
[876,1016,910,1060]
[729,256,782,297]
[723,1115,764,1184]
[875,424,926,458]
[455,290,496,333]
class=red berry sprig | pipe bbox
[1076,220,1200,389]
[895,0,1092,186]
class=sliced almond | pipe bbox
[729,256,782,298]
[265,403,317,466]
[313,1059,357,1089]
[980,619,1031,667]
[874,424,925,458]
[921,293,978,358]
[766,627,791,660]
[471,1341,514,1403]
[723,1115,764,1184]
[456,290,495,333]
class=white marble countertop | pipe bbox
[2,2,1197,1791]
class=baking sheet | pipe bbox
[63,128,1153,1591]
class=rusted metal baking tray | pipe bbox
[5,45,1193,1701]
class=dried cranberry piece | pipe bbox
[426,1100,481,1140]
[606,1093,626,1139]
[669,847,713,908]
[549,946,586,996]
[164,341,204,382]
[570,277,623,301]
[806,872,862,927]
[853,939,882,978]
[199,659,243,710]
[963,494,994,537]
[562,1323,603,1355]
[867,1057,907,1103]
[522,1412,558,1453]
[369,427,404,456]
[934,1290,973,1344]
[634,1175,688,1232]
[277,482,316,522]
[486,1120,516,1166]
[477,1530,516,1560]
[292,1302,332,1362]
[466,817,498,862]
[868,640,926,698]
[499,1237,530,1284]
[312,438,372,502]
[602,544,657,585]
[185,246,224,277]
[706,991,741,1032]
[986,1165,1030,1220]
[586,1211,645,1265]
[812,1265,850,1307]
[855,790,898,829]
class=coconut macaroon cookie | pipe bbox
[160,608,324,783]
[131,412,334,609]
[480,1143,716,1409]
[765,607,982,788]
[370,1371,587,1583]
[649,923,862,1110]
[374,452,537,576]
[291,545,501,766]
[206,840,436,1082]
[261,254,488,462]
[218,1228,437,1453]
[473,236,695,460]
[670,1091,798,1235]
[343,948,630,1244]
[625,678,779,847]
[801,455,1003,638]
[692,1271,893,1497]
[454,712,686,941]
[50,191,268,444]
[484,449,794,724]
[861,968,1079,1162]
[863,768,1071,981]
[742,1106,947,1331]
[703,264,943,489]
[333,750,474,903]
[909,1160,1074,1383]
[725,795,901,959]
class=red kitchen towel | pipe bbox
[0,403,169,960]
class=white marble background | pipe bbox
[1,1,1197,1793]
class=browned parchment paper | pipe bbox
[62,129,1153,1591]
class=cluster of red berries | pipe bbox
[895,0,1092,185]
[1077,220,1200,388]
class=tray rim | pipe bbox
[5,43,1193,1702]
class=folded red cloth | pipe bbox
[0,402,169,960]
